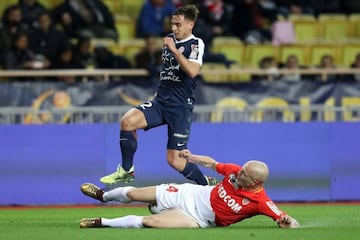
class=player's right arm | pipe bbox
[179,149,218,170]
[163,37,202,78]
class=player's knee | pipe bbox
[142,215,159,228]
[120,115,134,130]
[166,155,177,167]
[126,188,140,201]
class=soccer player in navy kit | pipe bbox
[100,5,215,186]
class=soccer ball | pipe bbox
[147,203,162,214]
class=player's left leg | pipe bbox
[80,208,199,228]
[142,208,199,228]
[166,107,217,186]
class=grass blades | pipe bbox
[0,204,359,240]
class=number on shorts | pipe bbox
[166,185,179,192]
[138,101,152,110]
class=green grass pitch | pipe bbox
[1,203,359,240]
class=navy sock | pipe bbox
[180,162,208,185]
[120,130,137,171]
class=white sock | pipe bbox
[103,186,134,203]
[101,215,144,228]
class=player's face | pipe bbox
[171,14,194,40]
[237,165,256,188]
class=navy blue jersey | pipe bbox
[155,33,205,108]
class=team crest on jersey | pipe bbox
[178,46,185,53]
[189,44,199,60]
[242,198,250,205]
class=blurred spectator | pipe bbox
[230,0,276,43]
[252,55,279,81]
[4,32,50,70]
[72,36,97,69]
[196,0,233,44]
[136,0,176,38]
[28,11,70,66]
[94,46,133,81]
[0,5,28,65]
[315,54,337,81]
[52,0,118,40]
[350,53,360,81]
[51,44,83,82]
[343,0,360,14]
[17,0,47,28]
[275,0,314,18]
[94,46,132,69]
[280,54,301,81]
[308,0,342,16]
[135,35,162,74]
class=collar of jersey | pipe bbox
[174,34,195,44]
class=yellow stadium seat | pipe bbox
[244,44,279,68]
[201,63,229,83]
[119,0,145,19]
[318,14,347,21]
[102,0,120,13]
[115,15,136,40]
[121,39,146,66]
[228,64,251,83]
[279,44,311,66]
[309,44,341,66]
[292,20,319,43]
[339,44,360,67]
[349,14,360,38]
[0,0,17,17]
[288,14,316,21]
[211,37,244,64]
[107,43,125,55]
[317,19,350,42]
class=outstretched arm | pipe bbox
[277,215,300,228]
[179,149,218,170]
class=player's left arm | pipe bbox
[261,201,300,228]
[163,37,203,78]
[179,149,218,170]
[277,214,300,228]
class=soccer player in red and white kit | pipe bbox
[79,149,300,229]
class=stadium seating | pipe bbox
[349,14,360,39]
[211,37,244,64]
[339,44,360,67]
[228,64,251,83]
[309,43,341,66]
[244,44,279,68]
[318,13,347,21]
[102,0,121,14]
[292,19,319,43]
[119,0,144,20]
[201,63,229,83]
[279,44,311,66]
[115,15,136,40]
[317,19,350,42]
[121,39,146,66]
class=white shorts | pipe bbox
[155,183,216,228]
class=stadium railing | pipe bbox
[1,68,360,124]
[0,67,360,81]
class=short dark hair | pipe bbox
[172,4,199,22]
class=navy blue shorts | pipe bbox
[135,100,193,150]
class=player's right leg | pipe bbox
[81,183,157,203]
